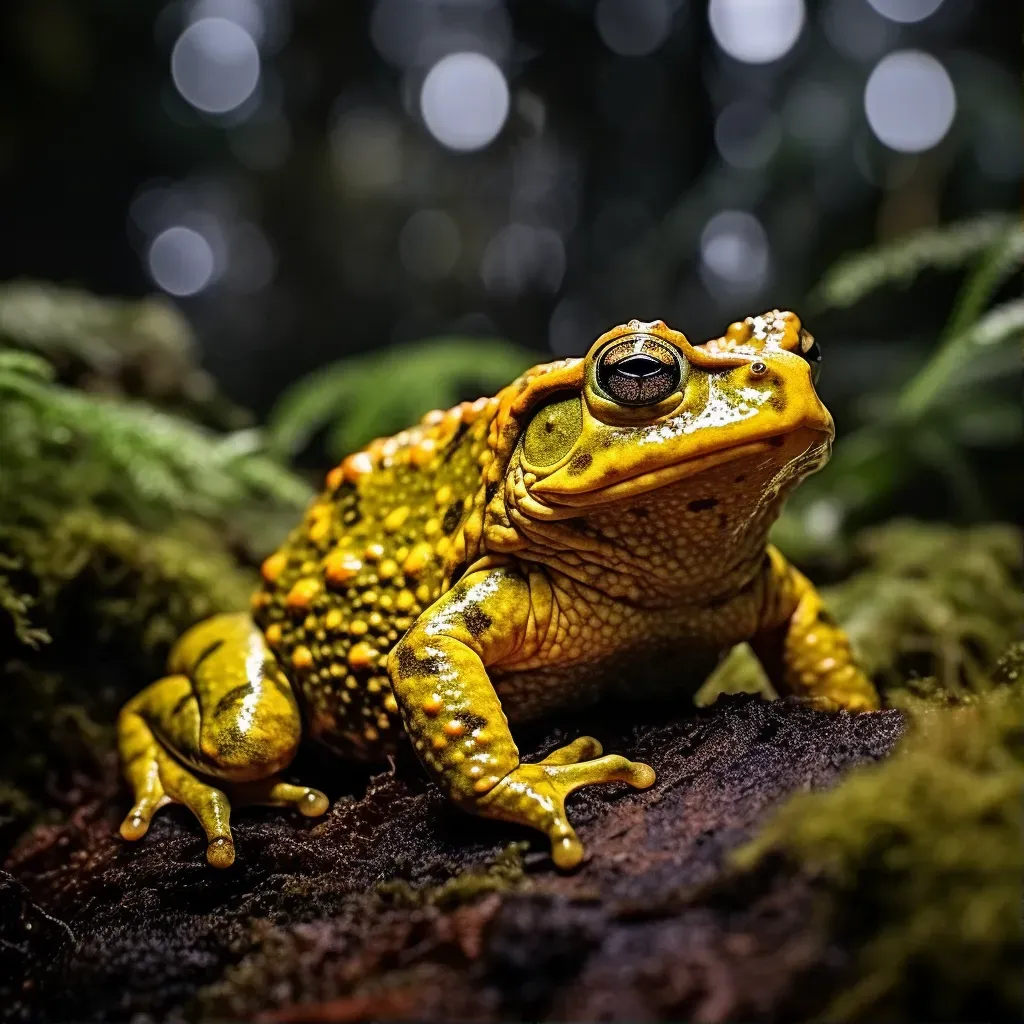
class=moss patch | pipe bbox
[733,678,1024,1022]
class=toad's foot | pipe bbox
[119,734,329,868]
[118,613,328,868]
[476,737,655,869]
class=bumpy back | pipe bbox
[249,358,578,756]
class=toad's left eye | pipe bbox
[597,337,683,406]
[800,335,822,385]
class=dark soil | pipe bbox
[2,694,905,1024]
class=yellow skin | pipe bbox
[118,311,879,870]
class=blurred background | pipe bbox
[0,0,1020,536]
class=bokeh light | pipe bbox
[171,17,261,115]
[595,0,673,58]
[822,0,896,62]
[864,51,956,153]
[420,52,509,152]
[189,0,266,44]
[866,0,945,24]
[146,226,216,296]
[481,224,565,297]
[715,100,781,170]
[329,109,403,193]
[399,209,462,281]
[783,81,849,150]
[709,0,805,64]
[699,210,770,296]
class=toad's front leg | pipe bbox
[388,567,654,868]
[750,546,880,712]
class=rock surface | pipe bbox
[3,695,906,1024]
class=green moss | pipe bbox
[0,279,250,428]
[376,842,528,909]
[732,675,1024,1021]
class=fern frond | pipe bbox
[968,298,1024,350]
[0,351,310,529]
[267,337,537,459]
[943,223,1024,339]
[0,553,50,648]
[812,213,1019,310]
[897,297,1024,418]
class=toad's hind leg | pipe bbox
[118,613,328,867]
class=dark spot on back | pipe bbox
[687,497,719,512]
[396,645,442,678]
[194,638,224,670]
[442,499,464,535]
[462,712,488,732]
[568,451,592,475]
[462,604,492,638]
[171,692,194,717]
[442,421,470,463]
[214,682,255,718]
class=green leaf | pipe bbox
[0,349,56,381]
[897,297,1024,419]
[812,213,1018,311]
[267,337,537,460]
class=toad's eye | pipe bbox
[799,332,822,385]
[597,337,683,406]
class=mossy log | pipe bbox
[5,695,907,1024]
[1,522,1020,1024]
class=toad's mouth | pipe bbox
[530,427,830,509]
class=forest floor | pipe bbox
[5,693,909,1023]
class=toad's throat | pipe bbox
[531,429,828,508]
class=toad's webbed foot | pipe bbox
[118,614,328,867]
[477,737,655,868]
[119,721,329,868]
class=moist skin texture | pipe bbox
[117,311,879,870]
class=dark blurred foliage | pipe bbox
[0,1,1019,390]
[0,0,1020,534]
